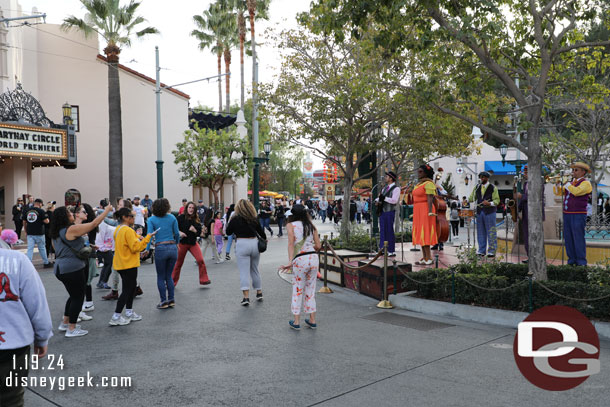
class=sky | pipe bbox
[11,0,313,110]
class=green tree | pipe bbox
[305,0,610,280]
[261,26,410,239]
[62,0,158,203]
[173,126,249,208]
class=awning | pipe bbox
[484,161,518,175]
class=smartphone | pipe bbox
[154,227,161,233]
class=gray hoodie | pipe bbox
[0,249,53,350]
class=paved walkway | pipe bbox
[21,219,609,406]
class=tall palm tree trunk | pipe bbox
[238,13,246,109]
[224,48,231,113]
[106,45,123,203]
[248,2,257,156]
[217,50,223,112]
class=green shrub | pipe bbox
[405,266,610,320]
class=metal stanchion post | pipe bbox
[435,253,439,268]
[392,259,397,295]
[527,271,534,314]
[377,241,394,308]
[319,237,333,293]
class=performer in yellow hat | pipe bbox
[560,162,592,265]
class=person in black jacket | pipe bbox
[12,197,24,241]
[274,200,286,237]
[226,199,267,306]
[171,201,210,286]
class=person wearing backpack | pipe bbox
[449,201,460,238]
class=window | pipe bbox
[70,105,80,132]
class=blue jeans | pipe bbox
[259,217,272,235]
[226,234,235,255]
[563,213,587,265]
[476,211,497,255]
[277,217,285,236]
[154,244,177,303]
[319,209,327,223]
[26,235,49,264]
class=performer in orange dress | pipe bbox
[405,164,438,265]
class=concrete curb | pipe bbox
[389,293,610,341]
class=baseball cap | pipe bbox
[134,195,140,199]
[198,200,203,203]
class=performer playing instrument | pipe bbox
[469,171,500,257]
[404,165,438,265]
[558,162,592,266]
[375,171,400,257]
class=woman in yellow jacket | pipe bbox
[109,207,158,326]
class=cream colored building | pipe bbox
[0,2,247,229]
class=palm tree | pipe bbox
[223,0,269,110]
[192,3,227,112]
[62,0,158,203]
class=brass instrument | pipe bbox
[507,199,517,222]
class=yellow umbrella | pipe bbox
[259,190,277,197]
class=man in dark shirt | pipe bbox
[197,200,209,224]
[23,198,52,268]
[141,194,153,212]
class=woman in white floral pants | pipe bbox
[281,204,321,330]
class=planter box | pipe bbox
[318,250,368,287]
[344,261,361,292]
[357,259,412,300]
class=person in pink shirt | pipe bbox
[213,211,224,260]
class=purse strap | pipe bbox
[58,230,86,258]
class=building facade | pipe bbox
[0,2,248,228]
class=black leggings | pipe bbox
[115,268,138,313]
[56,267,87,324]
[450,220,459,236]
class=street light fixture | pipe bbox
[263,141,271,156]
[471,126,483,138]
[499,144,508,165]
[62,102,72,124]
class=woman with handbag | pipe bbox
[279,205,322,330]
[226,199,267,306]
[51,204,113,337]
[110,208,158,326]
[74,204,99,318]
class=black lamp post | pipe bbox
[252,141,272,211]
[499,144,508,166]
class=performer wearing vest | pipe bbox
[560,162,592,265]
[376,171,400,256]
[469,171,500,257]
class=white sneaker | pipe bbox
[109,315,131,326]
[214,260,222,264]
[82,302,94,312]
[78,311,93,321]
[58,322,81,332]
[65,327,88,337]
[127,312,142,321]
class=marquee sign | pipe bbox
[0,122,67,159]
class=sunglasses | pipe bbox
[127,214,134,218]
